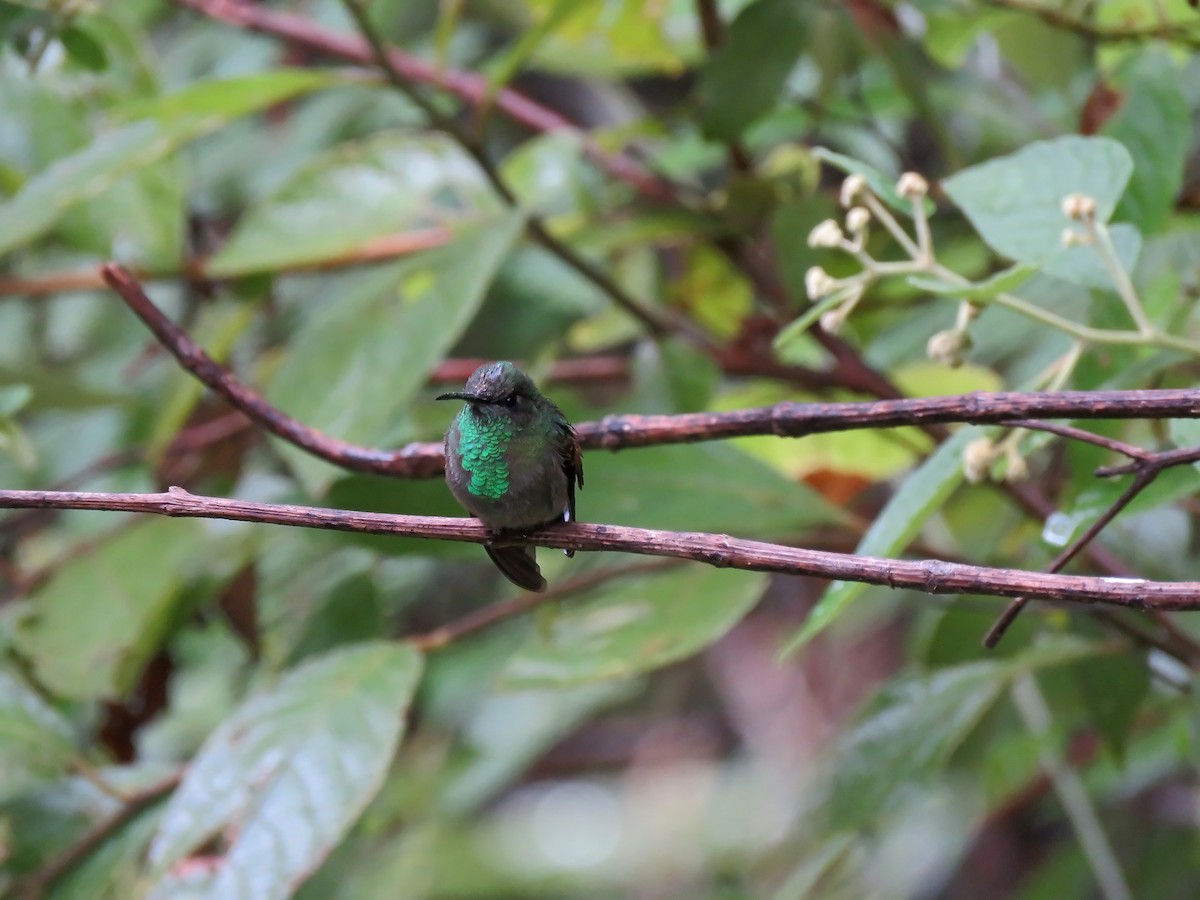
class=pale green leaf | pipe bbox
[147,642,424,900]
[0,668,76,800]
[14,520,202,700]
[942,136,1135,288]
[582,443,845,535]
[207,133,497,277]
[502,568,766,688]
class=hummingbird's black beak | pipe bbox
[435,391,482,402]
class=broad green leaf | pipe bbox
[812,147,934,217]
[1102,52,1189,235]
[59,22,107,71]
[147,642,424,900]
[1069,652,1149,761]
[267,212,525,492]
[0,70,343,257]
[0,383,31,416]
[696,0,807,141]
[582,443,845,535]
[502,568,766,688]
[942,136,1134,288]
[0,668,76,800]
[782,428,982,656]
[908,264,1036,300]
[111,69,343,124]
[207,133,497,277]
[821,661,1009,828]
[13,520,201,700]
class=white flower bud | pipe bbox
[845,206,871,235]
[819,307,847,334]
[897,172,929,199]
[1004,443,1029,483]
[805,266,837,300]
[1061,193,1097,222]
[840,173,868,208]
[1060,227,1090,247]
[963,438,997,484]
[807,219,845,249]
[926,328,967,368]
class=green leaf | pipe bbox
[821,661,1009,828]
[502,568,766,688]
[1102,51,1190,235]
[147,642,424,899]
[0,70,342,258]
[812,147,934,217]
[1069,651,1149,761]
[696,0,807,141]
[483,0,591,98]
[782,428,981,655]
[13,520,201,700]
[0,383,31,416]
[907,264,1036,300]
[267,212,525,492]
[942,136,1134,288]
[207,133,497,277]
[0,668,76,800]
[59,22,107,71]
[581,443,845,535]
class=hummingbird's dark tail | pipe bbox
[485,544,547,592]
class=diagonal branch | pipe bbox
[100,263,1200,479]
[3,486,1200,611]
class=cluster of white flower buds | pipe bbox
[963,436,1028,483]
[1060,193,1098,247]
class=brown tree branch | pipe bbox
[0,229,452,299]
[99,263,1200,480]
[2,486,1200,611]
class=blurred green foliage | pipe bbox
[1,0,1200,897]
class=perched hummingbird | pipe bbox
[437,361,584,592]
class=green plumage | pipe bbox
[437,361,584,592]
[455,412,512,499]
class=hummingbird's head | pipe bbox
[436,361,542,422]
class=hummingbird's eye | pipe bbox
[503,393,518,408]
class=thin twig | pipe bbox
[984,443,1200,650]
[0,228,452,298]
[2,486,1200,610]
[15,770,182,900]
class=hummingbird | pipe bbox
[437,361,584,592]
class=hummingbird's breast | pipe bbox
[446,409,568,531]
